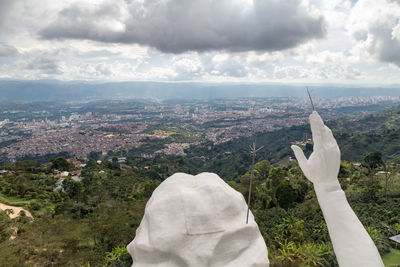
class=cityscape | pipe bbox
[1,96,399,162]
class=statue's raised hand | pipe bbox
[291,111,341,192]
[290,111,384,267]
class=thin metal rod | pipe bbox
[246,142,263,224]
[306,87,315,111]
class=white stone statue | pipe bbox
[127,111,384,267]
[127,172,269,266]
[291,111,384,267]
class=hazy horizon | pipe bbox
[0,79,399,102]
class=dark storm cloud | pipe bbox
[40,0,326,53]
[40,1,126,42]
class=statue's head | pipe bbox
[127,172,269,266]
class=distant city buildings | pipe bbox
[1,96,399,161]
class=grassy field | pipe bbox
[383,248,400,267]
[0,192,30,206]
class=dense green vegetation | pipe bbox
[0,160,152,266]
[0,152,399,266]
[1,106,400,266]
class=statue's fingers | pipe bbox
[309,111,324,149]
[291,145,308,173]
[310,111,324,127]
[322,125,338,146]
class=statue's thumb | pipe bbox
[291,145,308,171]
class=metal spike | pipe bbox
[306,87,315,111]
[246,141,263,224]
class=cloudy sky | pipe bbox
[0,0,399,84]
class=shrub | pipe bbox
[104,246,132,266]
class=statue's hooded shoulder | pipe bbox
[127,172,269,267]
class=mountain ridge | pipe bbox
[1,80,399,101]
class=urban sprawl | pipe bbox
[0,96,398,162]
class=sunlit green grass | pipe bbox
[0,192,30,206]
[383,248,400,267]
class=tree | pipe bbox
[88,151,102,161]
[256,183,272,210]
[287,164,310,203]
[15,160,40,171]
[276,181,297,210]
[267,166,287,211]
[254,160,271,181]
[338,162,351,178]
[364,152,383,170]
[142,180,160,198]
[63,178,83,200]
[382,161,396,198]
[0,212,12,242]
[240,173,258,202]
[51,157,73,171]
[363,152,383,183]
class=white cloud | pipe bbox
[306,50,346,64]
[0,0,399,83]
[392,24,400,41]
[0,43,19,57]
[347,0,400,66]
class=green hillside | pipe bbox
[185,105,400,179]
